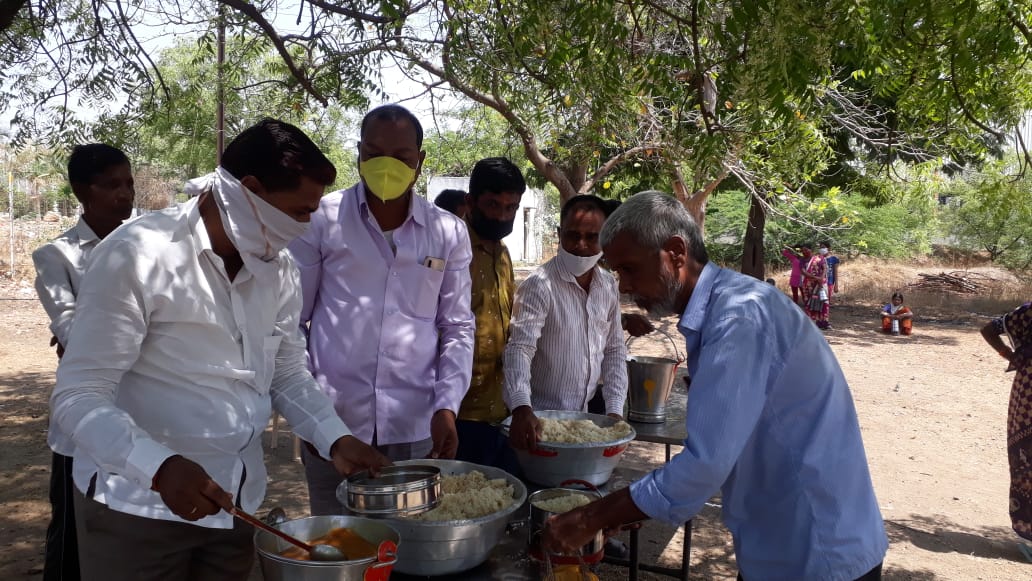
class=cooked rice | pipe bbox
[532,493,592,513]
[538,418,633,444]
[413,470,515,521]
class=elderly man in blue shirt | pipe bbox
[542,191,887,581]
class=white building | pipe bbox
[425,176,544,263]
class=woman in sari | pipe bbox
[880,292,913,335]
[981,303,1032,557]
[799,244,830,329]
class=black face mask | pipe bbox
[470,207,515,241]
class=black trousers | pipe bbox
[738,563,882,581]
[44,452,79,581]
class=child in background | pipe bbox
[781,246,803,304]
[881,292,913,336]
[820,241,840,300]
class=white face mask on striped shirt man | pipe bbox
[557,246,602,276]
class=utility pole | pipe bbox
[216,3,226,165]
[7,164,14,278]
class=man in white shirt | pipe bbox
[32,143,135,581]
[504,194,628,449]
[50,119,389,580]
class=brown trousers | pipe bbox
[73,490,254,581]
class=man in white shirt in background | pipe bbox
[504,194,628,448]
[50,119,389,580]
[32,143,135,581]
[289,104,474,515]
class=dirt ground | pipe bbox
[1,270,1031,580]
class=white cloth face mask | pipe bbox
[558,245,602,276]
[185,167,309,262]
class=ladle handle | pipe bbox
[229,506,312,552]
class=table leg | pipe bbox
[665,443,671,462]
[681,520,692,581]
[629,525,639,581]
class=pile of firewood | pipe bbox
[906,271,994,294]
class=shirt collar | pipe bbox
[678,261,719,333]
[356,181,425,227]
[73,217,100,246]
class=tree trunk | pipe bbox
[740,192,766,279]
[673,167,728,239]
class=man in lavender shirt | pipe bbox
[289,105,475,514]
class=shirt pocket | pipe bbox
[405,264,445,320]
[256,335,283,394]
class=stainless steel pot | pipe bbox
[338,459,527,576]
[254,515,399,581]
[528,487,604,561]
[500,410,636,486]
[341,465,441,517]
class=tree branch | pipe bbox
[303,0,433,24]
[581,144,666,192]
[948,54,1004,140]
[217,0,328,106]
[1005,4,1032,47]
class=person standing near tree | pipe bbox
[800,243,830,330]
[50,119,389,580]
[290,104,474,515]
[781,246,803,305]
[33,143,135,581]
[821,241,840,300]
[454,157,525,472]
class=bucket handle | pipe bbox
[626,328,685,363]
[558,479,602,495]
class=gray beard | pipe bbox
[635,267,683,318]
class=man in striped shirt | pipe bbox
[504,194,628,450]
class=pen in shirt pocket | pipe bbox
[424,256,446,271]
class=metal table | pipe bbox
[604,376,691,581]
[392,381,693,580]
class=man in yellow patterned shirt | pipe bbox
[455,157,525,473]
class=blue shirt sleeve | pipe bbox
[630,312,778,524]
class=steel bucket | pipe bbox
[626,330,684,423]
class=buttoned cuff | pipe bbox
[605,396,626,416]
[124,439,178,490]
[629,470,675,524]
[505,390,533,412]
[311,415,352,459]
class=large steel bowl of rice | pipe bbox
[336,458,526,576]
[500,410,637,486]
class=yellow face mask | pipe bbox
[359,156,417,201]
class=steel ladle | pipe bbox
[228,506,347,561]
